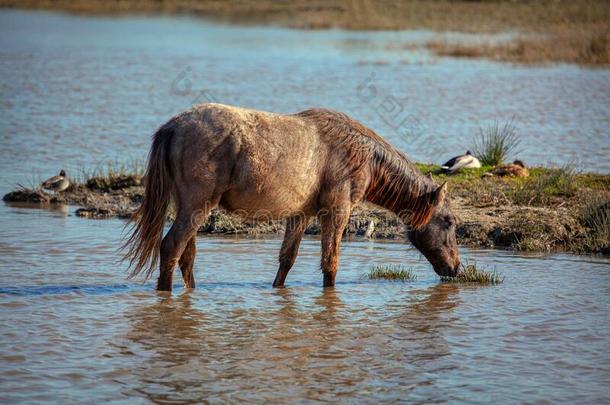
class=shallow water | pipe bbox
[0,9,609,190]
[1,202,609,403]
[1,9,610,403]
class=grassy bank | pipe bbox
[2,0,608,66]
[4,164,609,255]
[416,163,610,254]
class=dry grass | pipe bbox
[1,0,607,32]
[426,31,609,66]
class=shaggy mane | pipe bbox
[297,108,438,229]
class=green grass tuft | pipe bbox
[363,265,417,281]
[472,119,520,166]
[441,264,504,285]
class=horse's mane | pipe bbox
[297,108,438,229]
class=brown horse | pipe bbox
[124,103,460,291]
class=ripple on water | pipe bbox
[0,9,610,401]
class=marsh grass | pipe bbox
[509,164,578,205]
[78,159,145,183]
[472,119,520,166]
[441,264,503,285]
[578,195,610,253]
[77,159,145,191]
[426,31,609,67]
[363,265,417,281]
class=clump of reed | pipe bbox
[472,119,520,166]
[441,263,503,285]
[363,265,417,281]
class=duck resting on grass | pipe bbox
[490,160,529,177]
[42,170,70,193]
[441,150,481,174]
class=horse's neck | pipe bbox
[365,156,435,227]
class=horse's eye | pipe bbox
[445,217,454,227]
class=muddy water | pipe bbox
[1,9,610,190]
[1,202,609,403]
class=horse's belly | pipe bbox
[220,192,312,219]
[220,174,318,219]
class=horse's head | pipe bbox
[407,183,461,277]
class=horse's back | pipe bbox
[174,103,327,217]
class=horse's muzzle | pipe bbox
[434,260,461,278]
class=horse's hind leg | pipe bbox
[157,215,195,291]
[273,215,309,288]
[179,236,196,289]
[158,200,216,291]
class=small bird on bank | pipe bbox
[490,160,529,177]
[42,170,70,193]
[441,150,481,174]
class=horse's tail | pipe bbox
[122,122,175,280]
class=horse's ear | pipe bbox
[425,172,433,181]
[432,182,448,207]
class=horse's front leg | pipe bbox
[319,189,351,287]
[273,215,309,288]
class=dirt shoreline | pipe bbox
[1,0,608,66]
[4,165,609,255]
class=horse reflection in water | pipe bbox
[122,284,460,403]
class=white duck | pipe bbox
[441,150,481,174]
[42,170,70,193]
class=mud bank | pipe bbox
[3,167,609,255]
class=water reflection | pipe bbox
[1,201,609,402]
[394,284,460,366]
[119,283,465,402]
[123,292,211,403]
[4,201,69,216]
